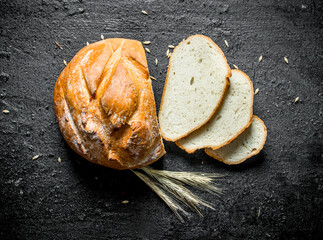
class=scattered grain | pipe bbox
[233,64,239,69]
[166,49,170,57]
[284,57,288,64]
[168,45,175,49]
[143,41,151,45]
[294,97,299,103]
[167,52,172,58]
[55,41,63,50]
[224,40,229,47]
[255,88,259,95]
[258,55,263,62]
[32,155,40,160]
[86,42,89,46]
[2,110,9,114]
[150,76,156,80]
[155,58,158,65]
[141,10,148,15]
[145,47,150,53]
[101,34,104,40]
[58,157,62,163]
[63,60,67,66]
[121,200,129,204]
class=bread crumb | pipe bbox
[32,155,40,160]
[155,58,158,65]
[101,34,104,40]
[121,200,129,204]
[294,97,299,103]
[258,56,263,62]
[58,157,62,163]
[141,10,147,15]
[284,57,288,64]
[233,64,239,69]
[255,88,259,95]
[63,60,67,66]
[143,41,151,45]
[145,48,150,53]
[224,40,229,47]
[2,110,9,114]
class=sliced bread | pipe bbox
[176,70,254,153]
[159,35,231,141]
[205,116,267,165]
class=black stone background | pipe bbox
[0,0,322,239]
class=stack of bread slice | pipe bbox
[159,35,267,164]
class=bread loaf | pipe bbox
[54,38,166,170]
[205,116,267,164]
[176,70,254,153]
[159,35,231,141]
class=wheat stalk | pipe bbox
[131,170,188,222]
[142,166,224,194]
[131,166,224,222]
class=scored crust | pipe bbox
[205,116,267,165]
[175,69,254,153]
[54,39,166,170]
[159,34,231,142]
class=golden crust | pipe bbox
[159,34,231,142]
[175,69,254,153]
[54,39,165,170]
[205,115,267,165]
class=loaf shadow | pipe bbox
[65,144,156,202]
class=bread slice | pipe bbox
[205,116,267,165]
[176,70,254,153]
[159,35,231,141]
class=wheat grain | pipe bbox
[55,41,63,50]
[141,10,148,15]
[224,40,229,47]
[258,56,263,62]
[294,97,299,103]
[284,57,288,64]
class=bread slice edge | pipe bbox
[204,115,267,165]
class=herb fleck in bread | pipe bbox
[205,116,267,165]
[159,35,231,141]
[176,70,254,153]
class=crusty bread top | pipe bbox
[176,70,254,153]
[159,35,231,141]
[205,116,267,165]
[54,39,165,170]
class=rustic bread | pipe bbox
[176,70,254,153]
[54,38,166,170]
[205,116,267,165]
[159,35,231,141]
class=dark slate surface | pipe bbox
[0,0,322,239]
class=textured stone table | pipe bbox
[0,0,322,239]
